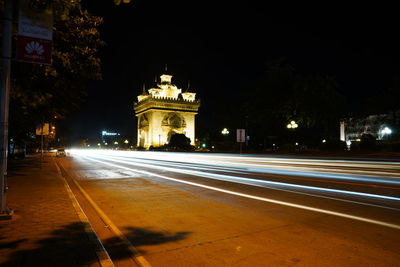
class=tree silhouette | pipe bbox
[244,59,345,148]
[8,0,104,143]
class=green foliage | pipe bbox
[350,134,376,151]
[244,59,345,140]
[168,134,194,150]
[9,0,104,139]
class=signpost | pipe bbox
[1,0,53,217]
[236,129,245,154]
[36,123,49,168]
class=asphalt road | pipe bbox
[60,150,400,266]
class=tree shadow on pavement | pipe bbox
[1,223,191,266]
[0,222,99,267]
[102,226,191,259]
[8,158,48,177]
[124,226,190,246]
[0,238,27,250]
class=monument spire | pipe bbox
[186,80,190,92]
[142,83,146,94]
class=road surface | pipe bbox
[58,150,400,266]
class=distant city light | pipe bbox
[295,142,299,146]
[114,141,119,145]
[202,143,206,148]
[322,139,326,143]
[97,143,101,146]
[124,139,129,144]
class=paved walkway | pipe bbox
[0,155,103,267]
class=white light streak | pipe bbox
[87,153,400,202]
[77,155,400,230]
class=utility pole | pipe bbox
[0,0,13,217]
[40,121,44,169]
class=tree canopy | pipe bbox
[9,0,104,141]
[243,59,345,147]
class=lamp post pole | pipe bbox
[287,120,299,149]
[0,0,12,216]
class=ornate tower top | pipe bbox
[136,73,198,103]
[160,74,172,84]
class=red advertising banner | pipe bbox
[17,0,53,65]
[16,36,52,65]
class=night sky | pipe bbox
[66,1,400,142]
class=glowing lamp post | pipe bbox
[381,127,392,135]
[221,128,229,135]
[287,120,299,147]
[380,126,392,140]
[287,120,298,129]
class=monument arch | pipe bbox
[134,74,200,149]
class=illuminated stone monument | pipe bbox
[134,74,200,148]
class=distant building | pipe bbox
[341,110,399,146]
[134,74,200,148]
[101,130,120,144]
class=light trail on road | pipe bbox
[79,153,400,202]
[68,149,400,230]
[72,150,400,184]
[67,151,400,230]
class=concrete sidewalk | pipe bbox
[0,155,104,267]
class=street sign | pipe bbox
[36,123,49,135]
[16,0,53,65]
[236,129,245,143]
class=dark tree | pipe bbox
[244,59,345,148]
[168,134,194,150]
[8,0,104,143]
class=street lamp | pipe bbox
[381,127,392,136]
[221,128,229,135]
[287,120,299,148]
[114,0,131,4]
[124,139,129,144]
[287,120,298,129]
